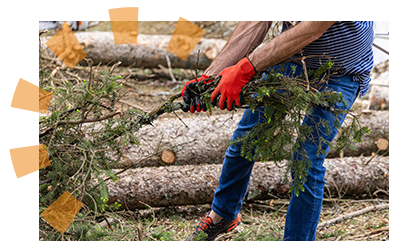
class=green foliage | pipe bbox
[234,227,282,241]
[188,61,369,196]
[40,213,110,241]
[192,230,208,241]
[151,226,175,241]
[336,121,370,151]
[39,63,132,212]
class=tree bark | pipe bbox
[40,32,226,69]
[107,156,389,210]
[368,85,389,110]
[329,110,389,157]
[120,112,243,168]
[120,110,389,168]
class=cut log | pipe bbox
[160,150,176,164]
[368,85,389,110]
[40,32,226,69]
[120,112,242,168]
[376,137,389,151]
[106,156,389,210]
[329,110,389,158]
[120,111,389,168]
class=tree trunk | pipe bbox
[368,85,389,110]
[329,110,389,157]
[40,32,226,69]
[107,156,389,210]
[120,112,243,168]
[120,110,389,168]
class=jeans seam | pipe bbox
[308,162,321,240]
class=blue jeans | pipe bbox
[211,63,360,241]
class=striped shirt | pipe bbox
[282,21,374,97]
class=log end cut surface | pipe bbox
[161,150,176,164]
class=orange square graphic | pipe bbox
[45,23,87,68]
[11,79,53,114]
[10,144,51,178]
[110,21,139,45]
[39,144,51,171]
[109,7,139,45]
[167,17,206,61]
[41,191,83,234]
[108,7,138,22]
[39,85,53,114]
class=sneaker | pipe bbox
[186,212,241,241]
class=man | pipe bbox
[181,21,374,241]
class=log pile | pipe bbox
[38,28,389,216]
[108,110,389,209]
[40,31,389,208]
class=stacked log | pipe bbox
[40,32,226,69]
[108,110,389,210]
[120,111,389,168]
[368,85,389,110]
[107,156,389,210]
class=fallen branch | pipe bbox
[39,109,123,138]
[346,226,389,241]
[39,178,53,186]
[317,203,389,229]
[58,109,122,125]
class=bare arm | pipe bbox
[248,21,336,72]
[204,21,272,76]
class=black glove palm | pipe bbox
[181,80,244,112]
[181,81,208,113]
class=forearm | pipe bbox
[204,21,272,76]
[248,21,336,72]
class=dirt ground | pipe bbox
[39,21,389,241]
[70,197,388,241]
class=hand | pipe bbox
[181,75,212,113]
[210,57,256,111]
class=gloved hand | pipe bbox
[210,57,256,111]
[181,75,212,113]
[181,81,209,113]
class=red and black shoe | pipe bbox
[186,212,241,241]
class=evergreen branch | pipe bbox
[40,42,368,229]
[147,61,368,196]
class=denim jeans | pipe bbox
[211,63,360,241]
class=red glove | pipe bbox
[181,74,211,113]
[210,57,256,111]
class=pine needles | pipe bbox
[177,61,370,196]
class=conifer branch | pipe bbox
[143,60,369,196]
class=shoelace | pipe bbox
[197,217,230,236]
[198,215,213,231]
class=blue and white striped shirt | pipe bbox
[282,21,374,97]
